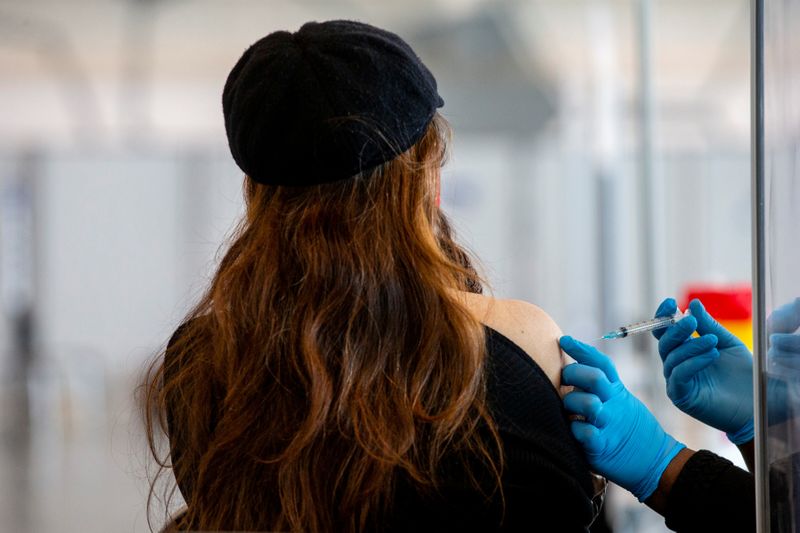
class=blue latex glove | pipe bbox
[560,335,685,502]
[768,297,800,371]
[653,298,754,444]
[767,298,800,425]
[764,298,800,424]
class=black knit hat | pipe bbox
[222,20,444,187]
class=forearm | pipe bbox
[644,441,753,516]
[738,440,755,473]
[650,449,756,532]
[644,448,696,516]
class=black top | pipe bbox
[165,323,599,531]
[164,321,758,532]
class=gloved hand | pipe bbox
[768,297,800,371]
[764,298,800,425]
[560,335,685,502]
[653,298,754,444]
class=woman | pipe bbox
[142,20,599,531]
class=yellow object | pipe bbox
[720,319,753,352]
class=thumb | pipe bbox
[767,297,800,335]
[653,298,678,340]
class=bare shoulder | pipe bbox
[456,292,565,391]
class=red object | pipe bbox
[680,284,752,320]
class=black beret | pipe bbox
[222,20,444,187]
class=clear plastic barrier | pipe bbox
[763,0,800,529]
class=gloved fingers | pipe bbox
[564,391,604,424]
[662,334,719,379]
[669,352,720,391]
[768,299,800,334]
[768,350,800,372]
[653,297,678,340]
[666,375,692,408]
[768,334,800,370]
[769,348,800,360]
[770,333,800,353]
[562,363,618,401]
[688,299,740,348]
[657,315,699,361]
[560,336,620,383]
[570,421,605,455]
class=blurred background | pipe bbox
[0,0,753,531]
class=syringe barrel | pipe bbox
[616,312,684,337]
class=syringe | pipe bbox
[600,310,689,340]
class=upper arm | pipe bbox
[486,299,566,392]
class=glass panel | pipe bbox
[763,0,800,529]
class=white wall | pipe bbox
[32,150,245,376]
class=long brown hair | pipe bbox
[142,114,503,531]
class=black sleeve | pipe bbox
[163,323,192,501]
[387,329,600,532]
[484,329,599,531]
[664,449,755,533]
[388,432,597,533]
[499,433,598,532]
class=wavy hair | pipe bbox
[141,114,502,531]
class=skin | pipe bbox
[738,440,755,473]
[442,170,566,394]
[644,448,696,514]
[456,290,567,395]
[644,435,754,514]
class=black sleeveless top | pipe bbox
[165,324,598,531]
